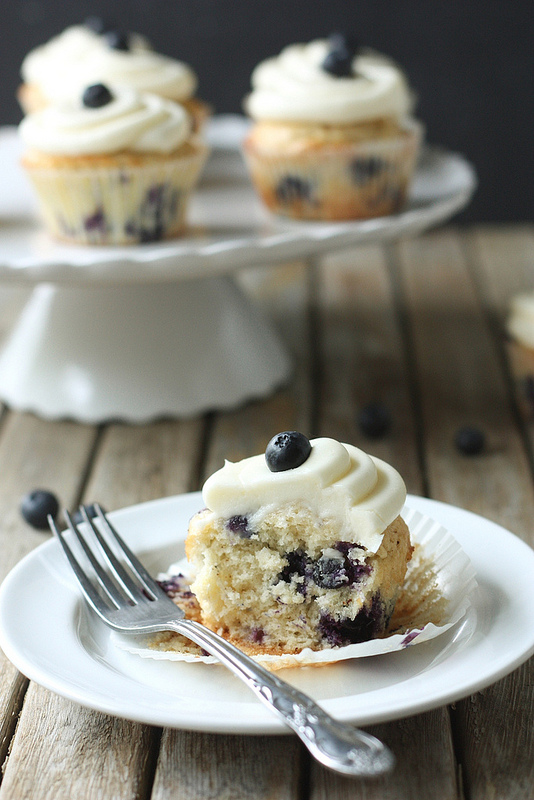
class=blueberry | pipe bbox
[83,16,110,34]
[318,594,385,646]
[279,550,309,582]
[227,515,253,539]
[322,47,354,77]
[358,402,392,438]
[313,555,348,589]
[82,84,113,109]
[104,29,130,51]
[265,431,312,472]
[20,490,59,531]
[71,503,105,526]
[275,175,313,204]
[455,427,485,456]
[351,156,385,185]
[328,33,359,56]
[84,207,107,232]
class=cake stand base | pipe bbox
[0,278,291,423]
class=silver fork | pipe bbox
[49,504,395,778]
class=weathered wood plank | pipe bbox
[0,684,157,800]
[311,244,457,799]
[153,261,312,800]
[205,260,312,474]
[397,227,534,800]
[0,412,97,784]
[0,417,205,800]
[311,712,459,800]
[152,730,300,800]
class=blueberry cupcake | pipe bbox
[184,432,412,655]
[18,18,210,132]
[19,83,208,244]
[243,35,423,220]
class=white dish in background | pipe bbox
[0,118,476,285]
[0,492,533,735]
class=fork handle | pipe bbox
[167,618,394,777]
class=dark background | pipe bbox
[2,1,533,222]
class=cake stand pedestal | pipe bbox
[0,279,290,423]
[0,119,477,423]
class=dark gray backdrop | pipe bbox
[2,1,533,221]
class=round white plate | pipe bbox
[0,119,476,285]
[0,493,533,734]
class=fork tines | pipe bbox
[48,504,164,617]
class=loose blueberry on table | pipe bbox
[20,489,59,531]
[71,503,105,526]
[358,402,392,438]
[454,426,485,455]
[265,431,312,472]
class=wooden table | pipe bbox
[0,224,533,799]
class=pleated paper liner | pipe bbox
[112,507,477,670]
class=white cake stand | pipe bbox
[0,118,476,423]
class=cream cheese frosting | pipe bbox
[507,292,534,349]
[18,87,192,155]
[21,24,151,89]
[202,437,407,554]
[245,39,414,125]
[21,25,196,105]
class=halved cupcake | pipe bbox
[184,432,412,655]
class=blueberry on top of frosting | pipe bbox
[82,83,114,108]
[83,15,110,35]
[105,29,130,51]
[265,431,312,472]
[322,32,359,77]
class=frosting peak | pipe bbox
[202,438,406,553]
[244,39,414,125]
[21,25,197,106]
[19,87,192,155]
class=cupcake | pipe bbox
[183,432,412,656]
[19,83,208,245]
[18,18,210,132]
[242,35,423,220]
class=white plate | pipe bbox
[0,119,476,285]
[1,492,533,735]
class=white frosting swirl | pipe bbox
[18,87,192,155]
[202,438,406,553]
[507,292,534,348]
[245,40,414,125]
[21,25,196,105]
[21,24,151,89]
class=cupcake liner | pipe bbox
[111,506,478,670]
[243,120,423,221]
[23,146,208,245]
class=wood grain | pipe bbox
[397,227,534,799]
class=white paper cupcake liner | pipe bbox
[111,507,477,670]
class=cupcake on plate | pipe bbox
[19,83,208,245]
[242,34,423,220]
[18,18,210,132]
[183,432,412,655]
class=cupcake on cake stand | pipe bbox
[0,118,476,423]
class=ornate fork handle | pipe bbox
[167,618,394,777]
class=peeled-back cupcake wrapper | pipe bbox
[243,124,423,221]
[24,151,207,245]
[111,507,478,669]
